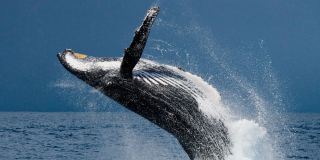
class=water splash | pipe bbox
[145,1,292,159]
[227,119,274,160]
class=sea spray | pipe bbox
[146,2,288,159]
[170,65,278,159]
[227,119,274,160]
[51,72,115,112]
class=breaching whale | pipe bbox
[57,7,230,160]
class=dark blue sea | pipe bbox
[0,112,319,160]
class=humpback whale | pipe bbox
[57,7,230,160]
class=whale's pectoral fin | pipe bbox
[120,7,160,79]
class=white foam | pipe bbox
[226,119,275,160]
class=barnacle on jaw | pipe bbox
[72,52,87,59]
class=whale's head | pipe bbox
[57,49,121,87]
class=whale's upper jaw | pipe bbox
[57,49,121,87]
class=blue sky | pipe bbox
[0,0,319,112]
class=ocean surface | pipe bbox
[0,112,319,160]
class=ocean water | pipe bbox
[283,114,320,159]
[0,112,319,160]
[3,2,316,159]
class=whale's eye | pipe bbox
[73,52,87,59]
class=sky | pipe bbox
[0,0,319,113]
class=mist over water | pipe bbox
[52,1,294,159]
[52,71,116,112]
